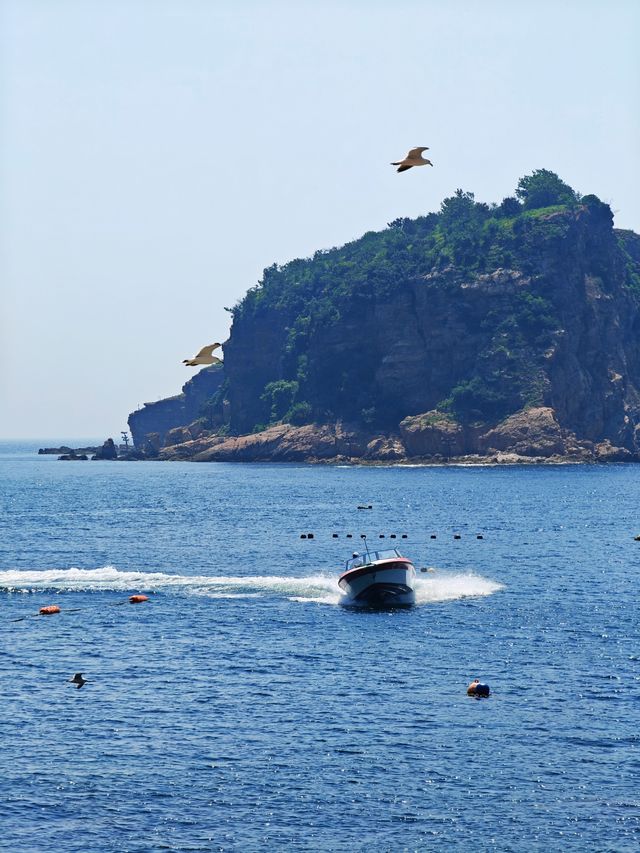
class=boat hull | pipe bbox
[338,559,416,607]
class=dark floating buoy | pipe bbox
[454,534,461,540]
[430,534,437,539]
[379,534,385,538]
[307,533,314,539]
[467,679,490,698]
[39,605,61,616]
[332,533,339,538]
[477,534,484,540]
[346,534,353,539]
[390,534,396,539]
[357,505,373,510]
[360,534,366,539]
[129,594,149,604]
[300,534,307,539]
[401,534,408,539]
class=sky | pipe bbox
[1,0,639,440]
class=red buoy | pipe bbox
[129,594,149,604]
[39,605,61,615]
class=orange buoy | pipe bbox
[129,594,149,604]
[39,605,61,615]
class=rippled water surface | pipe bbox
[1,443,639,851]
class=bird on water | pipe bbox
[391,146,433,173]
[69,673,88,689]
[183,343,223,367]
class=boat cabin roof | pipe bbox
[345,548,403,571]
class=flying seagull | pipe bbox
[69,672,88,689]
[183,343,223,367]
[391,147,433,173]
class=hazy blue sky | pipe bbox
[2,0,639,440]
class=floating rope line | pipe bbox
[301,532,485,541]
[9,594,151,622]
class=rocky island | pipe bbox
[128,170,640,464]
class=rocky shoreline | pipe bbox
[44,438,144,462]
[119,406,636,465]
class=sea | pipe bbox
[1,441,638,852]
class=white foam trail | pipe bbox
[289,593,343,606]
[414,571,504,603]
[0,567,502,605]
[0,566,190,592]
[0,567,341,602]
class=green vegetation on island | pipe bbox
[218,170,638,434]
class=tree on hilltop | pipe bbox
[515,169,578,210]
[438,189,486,266]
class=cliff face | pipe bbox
[128,365,224,446]
[222,205,640,455]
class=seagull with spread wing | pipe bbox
[183,343,223,367]
[391,146,433,173]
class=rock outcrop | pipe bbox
[92,438,118,460]
[477,407,566,457]
[399,411,472,457]
[128,365,224,446]
[155,414,634,464]
[159,423,370,463]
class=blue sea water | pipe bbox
[1,442,639,852]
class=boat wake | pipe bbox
[0,566,503,606]
[415,571,503,603]
[0,566,340,603]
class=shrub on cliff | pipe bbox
[284,401,313,425]
[447,376,516,424]
[260,380,299,423]
[437,189,489,267]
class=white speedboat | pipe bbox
[338,547,416,607]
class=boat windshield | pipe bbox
[345,548,402,571]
